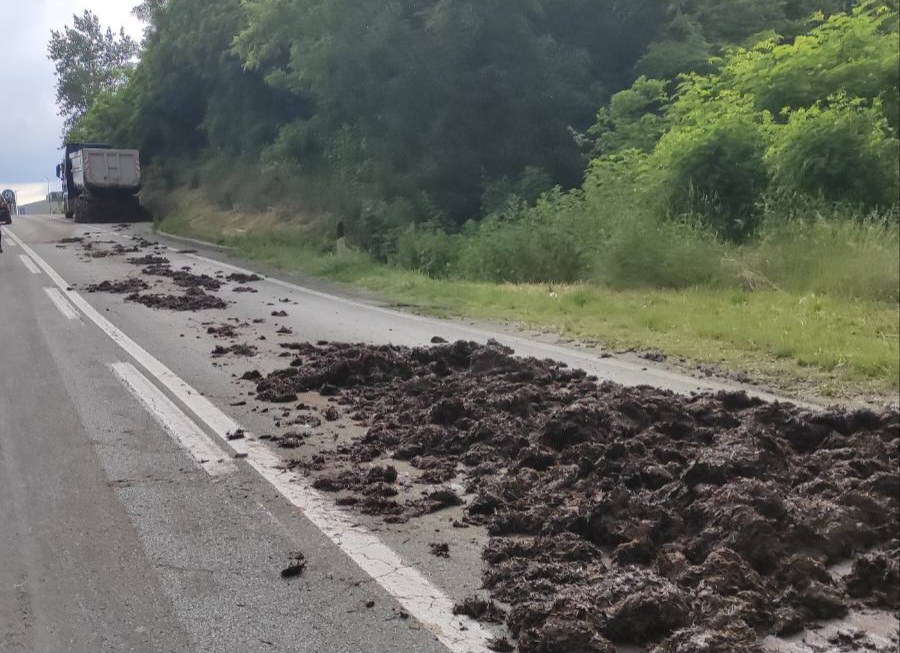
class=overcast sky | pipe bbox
[0,1,143,203]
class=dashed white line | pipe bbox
[18,254,41,274]
[5,228,495,653]
[43,287,80,320]
[111,362,236,477]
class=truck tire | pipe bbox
[73,196,88,223]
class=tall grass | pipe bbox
[592,215,729,289]
[403,185,899,304]
[741,216,900,302]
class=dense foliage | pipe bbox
[65,0,898,287]
[451,2,899,288]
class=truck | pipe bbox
[0,189,14,224]
[0,196,11,225]
[56,143,148,223]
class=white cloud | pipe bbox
[0,1,144,193]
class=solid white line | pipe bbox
[5,228,494,653]
[43,287,80,320]
[111,362,236,477]
[234,438,494,652]
[19,254,41,274]
[6,238,17,247]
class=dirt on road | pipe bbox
[141,264,223,291]
[126,287,229,311]
[251,340,899,653]
[64,229,898,651]
[73,236,225,309]
[86,278,150,294]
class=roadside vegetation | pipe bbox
[54,0,899,399]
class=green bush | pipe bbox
[458,191,596,283]
[589,77,672,155]
[724,4,900,132]
[648,92,771,241]
[766,98,900,209]
[594,215,729,288]
[393,225,463,278]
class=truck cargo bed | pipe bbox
[71,148,142,195]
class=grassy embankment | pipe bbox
[158,190,899,402]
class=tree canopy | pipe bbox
[66,0,898,251]
[48,10,139,131]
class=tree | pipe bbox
[589,77,672,155]
[132,0,168,23]
[48,11,139,132]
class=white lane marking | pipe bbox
[111,362,236,477]
[18,254,41,274]
[5,228,494,653]
[6,238,17,247]
[43,287,80,320]
[234,438,494,652]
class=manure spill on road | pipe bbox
[86,278,150,294]
[226,272,263,283]
[247,340,899,653]
[126,287,228,311]
[141,264,223,291]
[56,229,898,651]
[126,254,170,266]
[212,343,258,357]
[68,233,234,311]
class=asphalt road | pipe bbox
[0,214,801,653]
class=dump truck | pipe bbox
[56,143,148,223]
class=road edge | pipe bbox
[154,229,236,253]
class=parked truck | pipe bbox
[56,143,148,223]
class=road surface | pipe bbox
[0,214,805,653]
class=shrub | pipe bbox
[594,215,729,288]
[724,4,900,132]
[648,91,771,241]
[393,225,463,278]
[766,98,900,210]
[458,191,595,283]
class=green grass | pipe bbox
[215,228,899,400]
[156,191,899,401]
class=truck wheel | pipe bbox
[65,211,74,220]
[73,198,87,223]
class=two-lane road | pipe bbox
[0,214,801,653]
